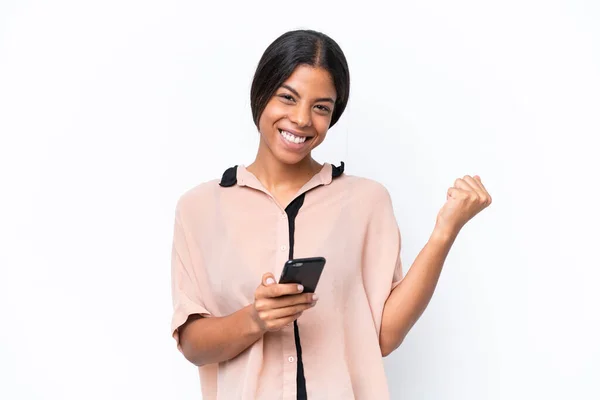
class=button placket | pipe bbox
[282,325,298,399]
[279,207,297,398]
[276,211,289,272]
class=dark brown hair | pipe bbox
[250,29,350,128]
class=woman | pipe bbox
[170,29,491,399]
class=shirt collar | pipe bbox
[219,162,345,190]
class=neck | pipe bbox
[247,146,322,193]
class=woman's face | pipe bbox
[257,65,337,165]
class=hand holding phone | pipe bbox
[250,257,325,332]
[251,273,317,332]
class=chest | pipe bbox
[197,190,368,314]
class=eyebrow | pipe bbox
[281,84,335,104]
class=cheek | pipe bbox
[314,117,331,137]
[257,111,273,133]
[317,132,328,143]
[313,129,329,145]
[257,113,268,134]
[268,99,288,116]
[259,102,285,130]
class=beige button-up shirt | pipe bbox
[171,162,404,399]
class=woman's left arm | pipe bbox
[379,175,492,357]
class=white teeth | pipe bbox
[279,130,307,144]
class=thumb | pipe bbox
[262,273,276,286]
[447,187,461,200]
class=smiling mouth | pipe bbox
[278,129,314,144]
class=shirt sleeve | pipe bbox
[170,201,212,349]
[362,184,404,336]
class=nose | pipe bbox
[289,104,312,128]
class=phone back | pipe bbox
[279,257,326,293]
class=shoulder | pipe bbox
[175,178,221,217]
[337,173,393,205]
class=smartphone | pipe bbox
[278,256,326,293]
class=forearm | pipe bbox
[379,226,458,356]
[179,304,265,366]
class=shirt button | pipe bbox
[280,245,286,251]
[288,356,295,363]
[280,213,287,219]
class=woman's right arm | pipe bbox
[178,273,317,367]
[178,304,264,367]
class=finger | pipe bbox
[472,176,492,205]
[262,273,276,286]
[262,283,305,299]
[266,312,303,331]
[474,176,491,197]
[258,293,317,310]
[474,175,486,189]
[452,179,481,204]
[447,187,470,199]
[258,303,315,321]
[470,175,488,194]
[453,178,474,192]
[462,175,486,198]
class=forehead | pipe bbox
[281,65,336,99]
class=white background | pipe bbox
[1,1,599,399]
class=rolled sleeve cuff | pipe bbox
[391,276,404,291]
[171,300,211,350]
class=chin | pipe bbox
[273,149,311,165]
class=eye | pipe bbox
[315,105,331,113]
[278,94,295,102]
